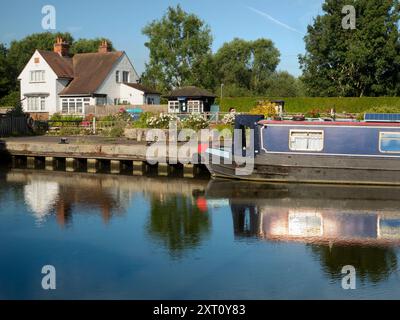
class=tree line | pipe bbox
[1,0,400,107]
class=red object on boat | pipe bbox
[196,197,208,212]
[198,143,209,154]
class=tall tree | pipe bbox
[141,5,213,93]
[0,43,13,98]
[70,38,115,54]
[214,38,280,95]
[299,0,400,97]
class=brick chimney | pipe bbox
[54,37,70,56]
[98,40,110,53]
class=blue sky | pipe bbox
[0,0,325,77]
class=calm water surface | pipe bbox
[1,167,400,300]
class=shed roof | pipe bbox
[166,86,216,99]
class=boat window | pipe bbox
[289,130,324,152]
[380,132,400,153]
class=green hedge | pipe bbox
[217,97,400,113]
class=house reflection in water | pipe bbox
[232,203,400,244]
[20,175,126,226]
[231,203,400,283]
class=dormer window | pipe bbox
[30,70,45,83]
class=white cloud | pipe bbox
[247,6,303,35]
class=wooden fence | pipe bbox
[0,115,29,137]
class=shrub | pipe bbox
[131,112,154,128]
[0,91,20,107]
[146,113,178,129]
[249,101,277,118]
[181,114,209,131]
[103,126,124,138]
[221,112,237,125]
[304,109,321,118]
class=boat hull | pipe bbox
[205,153,400,186]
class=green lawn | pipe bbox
[217,97,400,113]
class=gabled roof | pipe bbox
[59,51,124,95]
[166,86,216,99]
[123,83,160,95]
[37,50,74,79]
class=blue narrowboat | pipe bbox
[205,115,400,185]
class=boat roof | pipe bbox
[259,120,400,127]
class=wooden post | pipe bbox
[27,156,35,169]
[45,157,55,171]
[183,163,197,178]
[110,160,121,174]
[65,158,76,172]
[87,159,99,173]
[158,163,171,176]
[133,161,146,176]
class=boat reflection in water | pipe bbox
[206,180,400,283]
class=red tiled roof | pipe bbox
[38,50,74,79]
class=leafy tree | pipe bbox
[0,91,20,107]
[299,0,400,97]
[251,39,281,94]
[214,38,280,95]
[70,38,115,54]
[141,5,213,93]
[0,43,13,98]
[265,71,304,97]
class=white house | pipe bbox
[18,38,160,119]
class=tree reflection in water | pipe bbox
[147,194,211,258]
[309,245,398,284]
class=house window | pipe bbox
[27,96,46,111]
[122,71,129,83]
[30,70,45,83]
[188,100,203,113]
[379,132,400,153]
[289,130,324,152]
[116,71,120,83]
[147,97,155,105]
[96,97,106,106]
[61,98,89,114]
[168,101,180,113]
[34,57,40,64]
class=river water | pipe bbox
[1,166,400,300]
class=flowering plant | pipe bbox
[146,113,178,129]
[181,114,209,130]
[221,112,237,125]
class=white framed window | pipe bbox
[379,132,400,153]
[61,98,90,114]
[27,96,46,111]
[168,101,180,113]
[122,71,129,83]
[116,71,120,83]
[187,100,203,113]
[30,70,45,83]
[289,130,324,152]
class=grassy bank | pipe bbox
[217,97,400,113]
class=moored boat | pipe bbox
[204,114,400,185]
